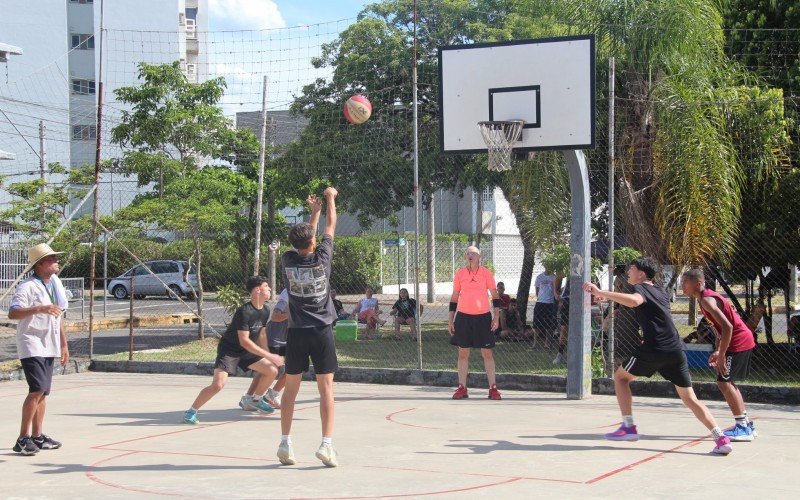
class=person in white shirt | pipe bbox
[8,243,69,456]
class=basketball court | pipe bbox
[0,371,797,498]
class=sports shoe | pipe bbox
[712,435,732,455]
[239,395,258,411]
[32,434,62,450]
[183,409,199,425]
[12,436,39,456]
[264,388,281,409]
[748,421,758,437]
[315,442,339,467]
[452,385,469,400]
[488,384,502,400]
[604,424,639,441]
[553,353,563,365]
[277,439,296,465]
[723,423,754,442]
[253,398,274,415]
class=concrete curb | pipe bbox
[86,361,800,405]
[0,359,93,383]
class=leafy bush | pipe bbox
[328,236,381,294]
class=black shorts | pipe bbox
[558,299,570,327]
[21,357,55,395]
[269,345,287,357]
[214,344,262,376]
[621,348,692,388]
[285,324,338,375]
[452,312,495,349]
[718,349,752,383]
[533,302,557,333]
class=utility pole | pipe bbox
[253,76,268,275]
[39,121,46,227]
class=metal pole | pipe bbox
[103,231,107,317]
[39,121,46,227]
[253,76,268,275]
[129,277,134,361]
[564,150,592,399]
[607,57,616,377]
[412,0,422,370]
[88,0,105,359]
[268,241,277,296]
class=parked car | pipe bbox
[107,260,198,300]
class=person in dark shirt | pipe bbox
[583,257,732,456]
[498,299,533,341]
[278,187,339,468]
[183,276,283,424]
[330,289,349,320]
[390,288,422,340]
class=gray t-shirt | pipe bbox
[282,234,336,328]
[535,272,556,304]
[267,289,289,349]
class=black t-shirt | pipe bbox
[392,298,417,319]
[282,234,336,328]
[632,283,683,352]
[220,302,270,355]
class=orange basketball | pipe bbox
[343,94,372,124]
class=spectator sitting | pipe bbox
[351,286,386,338]
[496,281,511,333]
[331,289,350,321]
[390,288,423,340]
[499,299,534,341]
[683,317,717,345]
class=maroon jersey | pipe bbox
[699,288,756,353]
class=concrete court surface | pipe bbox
[0,372,797,499]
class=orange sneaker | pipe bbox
[452,385,469,399]
[488,384,502,400]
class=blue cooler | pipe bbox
[684,343,713,369]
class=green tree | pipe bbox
[115,167,256,339]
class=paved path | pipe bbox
[0,372,797,498]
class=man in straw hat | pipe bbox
[8,243,69,455]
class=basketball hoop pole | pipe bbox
[564,149,592,400]
[412,0,423,371]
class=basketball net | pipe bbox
[477,120,525,171]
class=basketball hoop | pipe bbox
[477,120,525,171]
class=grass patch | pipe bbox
[0,359,21,371]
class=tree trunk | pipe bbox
[194,236,205,340]
[426,192,435,303]
[517,242,536,325]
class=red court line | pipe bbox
[293,477,524,499]
[385,408,442,430]
[92,420,241,449]
[584,434,709,484]
[85,450,187,498]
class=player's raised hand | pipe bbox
[323,186,338,199]
[307,194,322,213]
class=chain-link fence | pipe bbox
[1,2,798,389]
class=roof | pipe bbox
[0,149,15,160]
[235,110,309,147]
[0,42,23,63]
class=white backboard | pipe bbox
[438,35,595,154]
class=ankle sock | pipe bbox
[711,427,724,440]
[734,414,747,426]
[281,435,291,444]
[622,415,634,427]
[322,437,332,446]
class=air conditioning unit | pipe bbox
[179,12,186,26]
[185,18,196,39]
[186,63,197,83]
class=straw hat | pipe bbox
[28,243,64,266]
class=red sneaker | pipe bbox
[452,385,469,400]
[488,384,502,400]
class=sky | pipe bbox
[208,0,372,31]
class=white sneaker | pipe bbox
[315,442,338,467]
[265,388,281,409]
[239,395,257,411]
[277,440,296,465]
[553,353,563,365]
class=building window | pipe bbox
[72,125,96,140]
[71,34,94,50]
[474,186,494,202]
[71,79,95,95]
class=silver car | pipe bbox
[107,260,198,300]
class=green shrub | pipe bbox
[328,237,381,294]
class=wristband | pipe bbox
[449,302,458,312]
[492,299,502,308]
